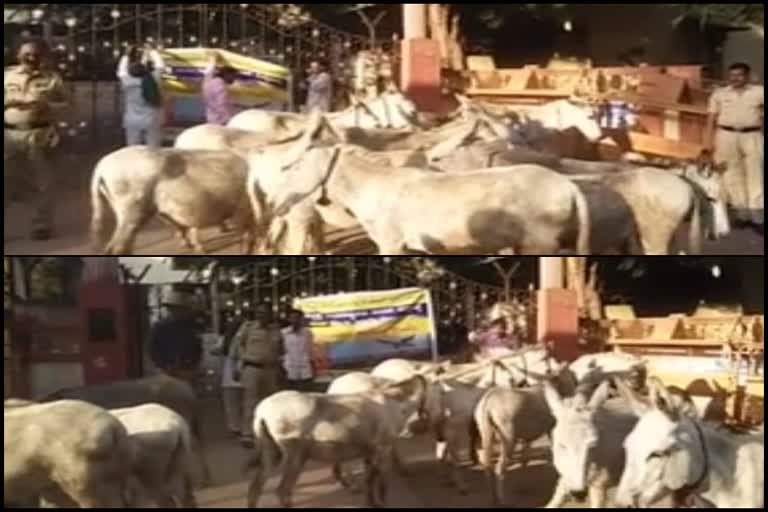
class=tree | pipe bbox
[672,4,764,29]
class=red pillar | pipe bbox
[79,258,143,385]
[401,4,442,112]
[537,257,580,362]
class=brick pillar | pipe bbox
[401,4,442,112]
[537,258,580,362]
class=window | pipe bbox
[87,308,117,343]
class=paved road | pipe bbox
[4,151,763,256]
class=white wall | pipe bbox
[29,362,84,399]
[723,28,764,84]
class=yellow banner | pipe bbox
[295,288,437,368]
[159,48,291,104]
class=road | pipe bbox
[193,394,675,509]
[4,150,763,256]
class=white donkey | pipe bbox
[615,378,764,508]
[246,375,428,508]
[543,380,639,508]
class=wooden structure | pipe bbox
[607,312,764,426]
[464,56,713,160]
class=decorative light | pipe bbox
[312,29,320,38]
[307,256,316,263]
[77,45,86,53]
[189,36,198,43]
[270,267,279,276]
[383,257,392,264]
[65,17,77,28]
[68,53,76,62]
[563,20,573,32]
[211,37,219,44]
[32,8,45,20]
[711,266,722,279]
[110,9,121,19]
[449,281,457,290]
[103,41,112,48]
[112,49,121,58]
[240,4,248,9]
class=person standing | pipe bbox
[707,62,764,235]
[305,60,333,113]
[202,51,239,125]
[116,44,166,147]
[4,38,69,241]
[468,317,520,361]
[216,319,245,438]
[281,309,315,392]
[231,305,282,446]
[148,291,204,380]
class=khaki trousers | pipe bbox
[715,129,764,225]
[240,365,276,438]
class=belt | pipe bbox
[718,125,761,133]
[4,122,53,131]
[242,362,266,369]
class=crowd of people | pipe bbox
[115,45,334,149]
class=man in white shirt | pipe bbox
[707,62,764,234]
[116,44,165,147]
[281,309,315,391]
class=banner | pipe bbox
[294,288,438,369]
[158,48,292,127]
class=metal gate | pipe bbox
[210,257,535,354]
[8,4,397,145]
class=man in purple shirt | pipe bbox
[202,51,239,125]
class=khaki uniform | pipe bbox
[232,320,282,439]
[4,65,68,232]
[708,84,764,225]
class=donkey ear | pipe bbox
[588,380,613,410]
[543,379,566,419]
[614,377,650,417]
[649,377,681,419]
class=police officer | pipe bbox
[707,62,764,235]
[231,304,282,446]
[4,38,69,240]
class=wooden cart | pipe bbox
[606,313,764,426]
